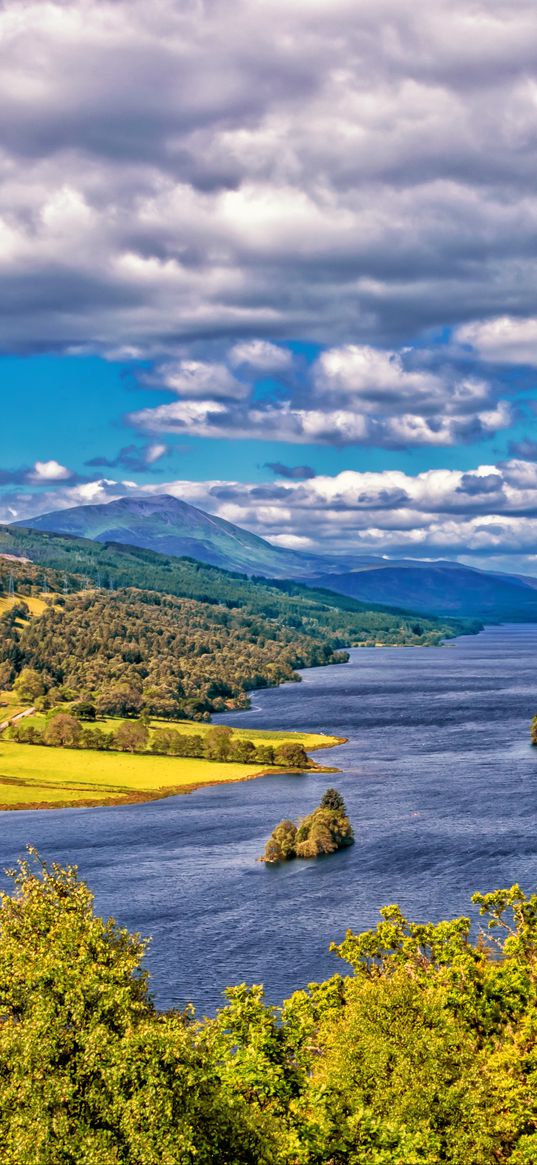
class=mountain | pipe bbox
[12,494,537,621]
[13,494,330,578]
[309,560,537,620]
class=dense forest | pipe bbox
[4,853,537,1165]
[0,529,473,718]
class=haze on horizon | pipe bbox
[2,0,537,575]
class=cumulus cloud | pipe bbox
[142,360,249,400]
[3,0,537,353]
[8,459,537,572]
[128,342,512,447]
[229,341,293,371]
[456,317,537,366]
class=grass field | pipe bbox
[0,593,53,618]
[0,727,344,810]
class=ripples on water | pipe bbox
[1,624,537,1013]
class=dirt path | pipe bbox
[0,706,35,733]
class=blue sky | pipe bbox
[3,0,537,571]
[1,349,535,486]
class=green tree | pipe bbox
[0,853,270,1165]
[204,725,233,761]
[230,738,256,764]
[71,700,96,721]
[97,682,143,718]
[12,667,45,702]
[112,720,149,753]
[254,744,275,766]
[531,714,537,746]
[320,787,346,814]
[274,742,309,768]
[263,820,297,863]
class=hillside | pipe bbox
[0,527,468,721]
[310,559,537,620]
[12,494,328,578]
[0,522,467,633]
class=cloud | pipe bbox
[456,317,537,366]
[30,460,72,482]
[229,340,293,371]
[508,438,537,461]
[265,462,317,479]
[142,360,249,400]
[85,442,170,471]
[128,365,512,448]
[3,1,537,353]
[9,458,537,572]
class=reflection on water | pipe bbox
[1,624,537,1013]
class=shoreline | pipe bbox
[0,734,348,813]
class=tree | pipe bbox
[204,725,233,761]
[43,713,81,748]
[274,742,309,769]
[254,744,275,766]
[12,667,45,702]
[320,787,346,814]
[96,682,143,718]
[0,852,269,1165]
[262,819,297,862]
[531,714,537,746]
[112,720,149,753]
[230,738,256,764]
[71,700,96,721]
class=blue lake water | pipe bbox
[1,623,537,1014]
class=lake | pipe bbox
[1,623,537,1014]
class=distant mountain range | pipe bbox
[13,493,537,621]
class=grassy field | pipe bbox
[0,727,344,810]
[0,690,29,722]
[0,593,53,618]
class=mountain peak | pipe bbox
[13,494,326,578]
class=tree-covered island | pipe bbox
[261,787,354,862]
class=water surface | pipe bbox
[1,624,536,1013]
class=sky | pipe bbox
[3,0,537,572]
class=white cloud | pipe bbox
[145,443,168,464]
[456,316,537,366]
[147,360,248,400]
[9,458,537,573]
[229,340,293,371]
[30,459,71,482]
[129,346,512,447]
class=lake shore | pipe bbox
[0,731,347,812]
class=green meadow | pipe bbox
[0,725,344,810]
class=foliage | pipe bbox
[320,786,346,813]
[8,714,312,770]
[0,853,269,1164]
[531,713,537,746]
[7,860,537,1161]
[262,789,354,862]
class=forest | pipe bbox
[3,852,537,1165]
[0,530,473,719]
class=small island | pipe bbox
[261,787,354,862]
